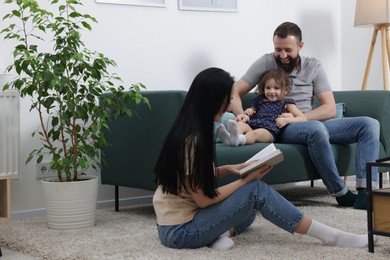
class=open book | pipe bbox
[239,143,284,177]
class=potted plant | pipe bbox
[1,0,149,229]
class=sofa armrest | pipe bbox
[334,90,390,158]
[100,90,187,190]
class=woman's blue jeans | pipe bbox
[278,116,380,195]
[157,180,303,249]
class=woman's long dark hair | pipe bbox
[154,68,234,198]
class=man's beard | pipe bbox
[275,55,300,74]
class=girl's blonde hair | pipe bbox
[256,68,291,97]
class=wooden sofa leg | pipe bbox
[115,185,119,212]
[310,180,314,187]
[344,176,348,182]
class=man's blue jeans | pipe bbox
[278,116,380,195]
[157,180,303,249]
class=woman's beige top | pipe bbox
[153,136,200,226]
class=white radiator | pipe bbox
[0,89,20,179]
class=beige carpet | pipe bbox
[1,183,390,260]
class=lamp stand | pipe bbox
[361,23,390,90]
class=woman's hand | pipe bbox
[223,161,254,176]
[202,164,272,208]
[218,162,272,181]
[243,164,273,182]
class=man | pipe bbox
[231,21,380,210]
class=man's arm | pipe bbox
[304,91,336,121]
[231,79,254,121]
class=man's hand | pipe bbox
[278,112,294,118]
[275,117,288,128]
[231,79,253,116]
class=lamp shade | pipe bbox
[354,0,390,27]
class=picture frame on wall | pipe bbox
[178,0,237,13]
[95,0,166,7]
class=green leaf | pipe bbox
[81,21,91,30]
[37,155,43,164]
[11,10,21,18]
[69,11,81,18]
[26,154,34,164]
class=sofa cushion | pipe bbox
[336,102,346,118]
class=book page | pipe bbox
[245,143,278,162]
[239,144,284,177]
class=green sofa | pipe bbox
[101,90,390,211]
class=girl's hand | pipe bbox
[236,113,249,123]
[244,108,255,117]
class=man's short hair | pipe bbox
[273,22,302,42]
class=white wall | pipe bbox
[0,0,376,217]
[341,0,383,90]
[85,0,341,91]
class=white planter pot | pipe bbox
[41,176,99,230]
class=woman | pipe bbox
[153,67,371,250]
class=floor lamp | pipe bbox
[355,0,390,90]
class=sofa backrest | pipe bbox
[101,90,187,190]
[242,92,256,109]
[101,89,390,191]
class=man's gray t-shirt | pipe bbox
[241,53,332,113]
